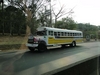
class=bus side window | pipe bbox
[73,33,74,36]
[51,31,53,36]
[61,32,64,36]
[80,33,81,36]
[64,32,66,36]
[78,33,80,36]
[75,33,77,36]
[77,33,78,36]
[68,33,69,36]
[54,32,57,36]
[69,33,72,36]
[58,32,60,36]
[65,32,67,36]
[48,31,53,36]
[49,31,50,35]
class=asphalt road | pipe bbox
[0,41,100,75]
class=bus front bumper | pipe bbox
[26,43,38,48]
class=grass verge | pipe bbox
[0,36,28,50]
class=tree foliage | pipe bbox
[7,0,49,34]
[0,0,100,39]
[77,23,98,39]
[0,6,26,35]
[54,17,99,39]
[54,17,77,30]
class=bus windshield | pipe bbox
[36,31,46,36]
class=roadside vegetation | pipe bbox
[0,36,28,50]
[0,0,100,50]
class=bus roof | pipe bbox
[37,27,82,33]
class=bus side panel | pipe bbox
[48,37,83,45]
[75,38,83,43]
[48,37,73,45]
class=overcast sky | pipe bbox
[52,0,100,26]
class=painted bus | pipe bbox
[27,27,83,51]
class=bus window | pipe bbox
[49,31,53,36]
[68,33,69,36]
[65,32,67,36]
[51,31,53,36]
[76,33,78,36]
[75,33,76,36]
[58,32,60,36]
[63,32,65,36]
[73,33,75,36]
[80,33,81,36]
[61,32,64,36]
[48,31,50,35]
[78,33,80,36]
[54,32,57,36]
[70,33,72,36]
[37,31,46,36]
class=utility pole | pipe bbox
[46,0,52,27]
[50,0,52,27]
[47,0,52,27]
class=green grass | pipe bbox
[0,36,27,45]
[0,36,28,50]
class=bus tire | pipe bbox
[38,43,47,52]
[28,47,35,52]
[70,41,76,47]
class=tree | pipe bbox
[54,17,77,30]
[77,23,98,39]
[7,0,49,35]
[54,20,64,28]
[38,9,51,27]
[52,4,74,25]
[98,26,100,39]
[0,6,26,35]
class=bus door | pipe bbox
[48,31,54,44]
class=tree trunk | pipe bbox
[26,25,31,36]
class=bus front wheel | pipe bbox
[38,44,47,52]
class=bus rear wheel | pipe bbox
[70,41,76,47]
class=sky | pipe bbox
[52,0,100,26]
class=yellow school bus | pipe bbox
[27,27,83,51]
